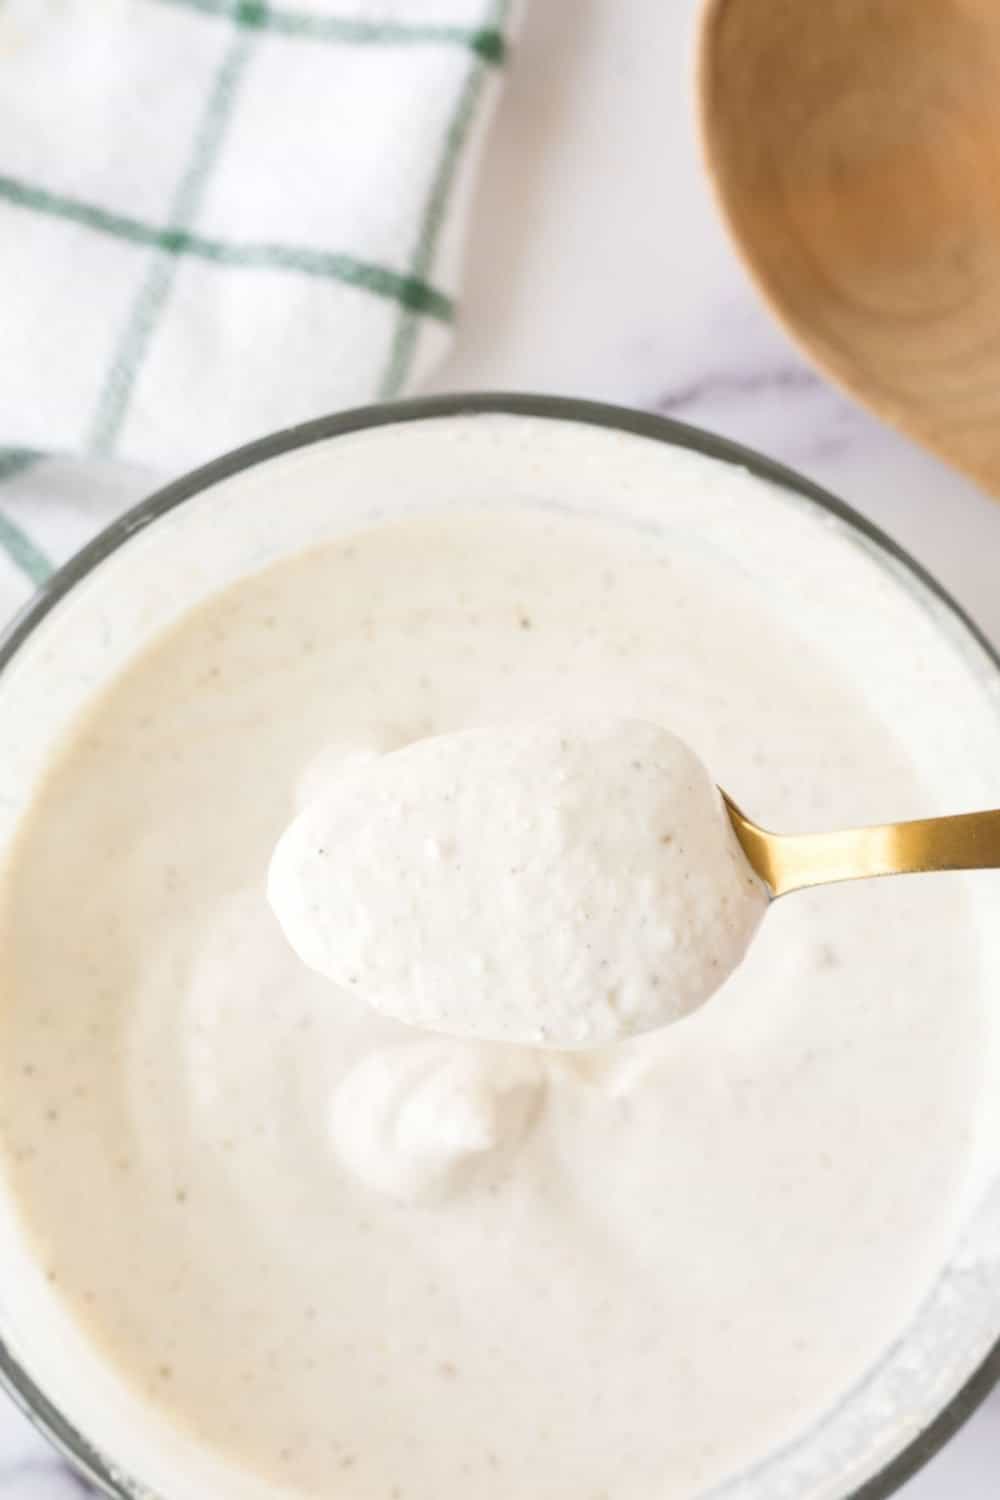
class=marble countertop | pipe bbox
[4,0,999,1493]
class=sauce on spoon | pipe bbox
[269,719,767,1046]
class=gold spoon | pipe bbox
[722,794,1000,897]
[697,0,1000,497]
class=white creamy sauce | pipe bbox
[269,720,767,1046]
[0,496,992,1500]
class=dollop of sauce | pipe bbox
[268,719,767,1047]
[331,1040,545,1202]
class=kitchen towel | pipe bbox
[0,0,514,618]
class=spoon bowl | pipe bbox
[697,0,1000,495]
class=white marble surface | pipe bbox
[3,0,999,1493]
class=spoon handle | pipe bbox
[724,801,1000,898]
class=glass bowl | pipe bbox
[0,394,997,1500]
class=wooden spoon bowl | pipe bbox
[697,0,1000,495]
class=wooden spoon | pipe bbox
[696,0,1000,496]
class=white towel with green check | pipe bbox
[0,0,514,615]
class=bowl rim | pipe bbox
[0,391,997,1500]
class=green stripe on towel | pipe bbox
[0,512,53,587]
[0,176,453,320]
[378,0,508,397]
[156,0,506,61]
